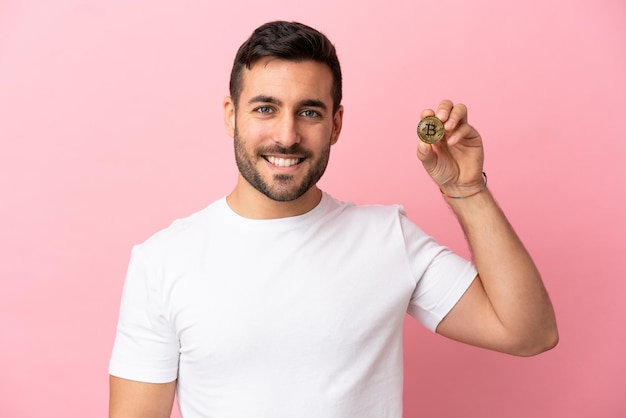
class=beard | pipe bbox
[233,126,332,202]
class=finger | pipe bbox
[435,99,454,123]
[447,122,476,146]
[445,103,468,132]
[416,140,437,173]
[420,108,435,119]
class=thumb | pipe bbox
[416,141,437,172]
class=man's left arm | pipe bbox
[417,100,558,356]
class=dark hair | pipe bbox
[229,21,342,113]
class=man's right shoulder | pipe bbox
[134,198,227,254]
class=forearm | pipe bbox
[109,376,176,418]
[447,189,558,354]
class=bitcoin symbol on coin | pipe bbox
[417,116,444,144]
[426,122,437,136]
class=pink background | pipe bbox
[1,1,625,417]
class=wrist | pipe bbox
[440,172,488,199]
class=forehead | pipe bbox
[240,58,334,104]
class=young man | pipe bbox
[109,21,557,417]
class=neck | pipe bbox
[226,176,322,220]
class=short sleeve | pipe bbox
[109,246,180,383]
[400,214,477,332]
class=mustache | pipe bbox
[256,144,312,158]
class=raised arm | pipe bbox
[416,100,558,356]
[109,376,176,418]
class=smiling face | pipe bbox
[224,58,343,218]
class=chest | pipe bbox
[165,232,413,372]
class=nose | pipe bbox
[272,114,301,147]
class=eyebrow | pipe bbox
[248,95,281,106]
[298,99,327,111]
[248,95,327,112]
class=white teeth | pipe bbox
[266,156,300,167]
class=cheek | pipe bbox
[301,123,333,140]
[237,119,271,141]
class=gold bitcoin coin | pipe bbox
[417,116,445,144]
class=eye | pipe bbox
[254,106,273,114]
[300,109,320,118]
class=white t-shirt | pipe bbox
[110,192,476,417]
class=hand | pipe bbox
[416,99,485,197]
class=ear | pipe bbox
[223,96,236,138]
[330,105,344,145]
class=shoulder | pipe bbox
[323,192,409,224]
[320,193,420,241]
[134,198,228,256]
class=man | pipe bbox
[109,21,557,417]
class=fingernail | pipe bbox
[445,119,455,129]
[436,111,447,120]
[418,141,430,154]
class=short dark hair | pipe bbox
[229,21,342,114]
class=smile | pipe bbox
[264,156,303,167]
